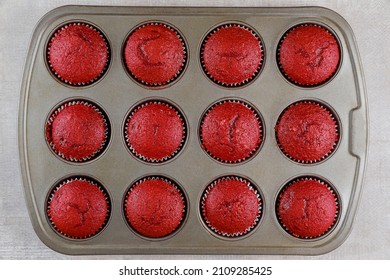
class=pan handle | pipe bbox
[349,105,368,160]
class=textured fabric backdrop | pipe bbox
[0,0,389,259]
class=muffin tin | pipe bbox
[19,6,367,255]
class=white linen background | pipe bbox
[0,0,389,259]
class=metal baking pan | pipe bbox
[19,5,368,255]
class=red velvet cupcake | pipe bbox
[276,176,339,239]
[47,22,110,86]
[124,176,187,238]
[124,100,187,163]
[47,177,110,239]
[123,22,187,87]
[46,100,110,162]
[275,100,339,163]
[201,23,264,87]
[277,23,341,87]
[201,176,262,238]
[200,99,263,163]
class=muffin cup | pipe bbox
[200,22,265,88]
[124,99,188,164]
[46,21,111,87]
[45,99,111,163]
[276,23,342,88]
[123,175,188,240]
[200,175,263,238]
[275,99,340,164]
[275,176,340,239]
[46,176,111,240]
[122,21,188,88]
[199,98,264,164]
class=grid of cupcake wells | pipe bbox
[20,6,365,254]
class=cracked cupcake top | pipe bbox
[200,100,262,163]
[47,22,110,86]
[275,101,339,163]
[124,100,186,163]
[46,100,109,162]
[201,24,263,87]
[277,24,340,86]
[123,22,187,86]
[201,176,262,237]
[47,178,110,239]
[124,176,186,238]
[276,177,339,239]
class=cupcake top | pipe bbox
[123,22,187,87]
[46,100,109,162]
[125,100,186,163]
[277,24,340,86]
[200,100,262,163]
[47,177,110,239]
[47,22,110,86]
[276,177,339,239]
[124,176,186,238]
[201,176,262,237]
[275,101,339,163]
[201,23,263,87]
